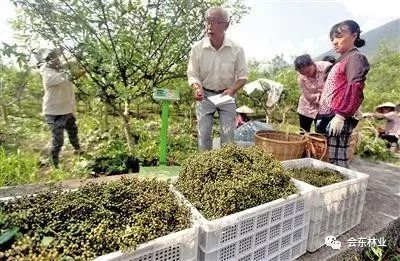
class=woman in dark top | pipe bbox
[316,20,370,168]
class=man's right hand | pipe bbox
[192,84,204,101]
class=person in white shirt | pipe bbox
[187,6,248,151]
[36,49,83,167]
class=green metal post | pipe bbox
[159,101,170,165]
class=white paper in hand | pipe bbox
[207,94,235,106]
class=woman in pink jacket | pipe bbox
[294,54,332,132]
[316,20,370,168]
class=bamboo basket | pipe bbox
[255,130,308,161]
[307,132,359,162]
[307,133,328,161]
[348,132,359,160]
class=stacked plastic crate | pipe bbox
[282,158,369,252]
[0,194,199,261]
[186,182,313,261]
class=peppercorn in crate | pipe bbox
[183,182,313,261]
[281,158,369,252]
[0,178,199,261]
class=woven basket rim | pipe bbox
[255,130,309,145]
[308,133,326,142]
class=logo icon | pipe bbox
[325,235,342,250]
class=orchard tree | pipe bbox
[11,0,248,153]
[363,45,400,112]
[0,44,42,124]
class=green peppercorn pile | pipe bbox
[0,177,191,260]
[289,167,346,187]
[175,144,298,220]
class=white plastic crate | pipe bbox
[1,191,198,261]
[184,182,313,261]
[282,158,369,252]
[96,226,198,261]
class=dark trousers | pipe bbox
[299,113,315,133]
[45,113,80,165]
[379,133,399,148]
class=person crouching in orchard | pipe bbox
[35,49,84,168]
[374,102,400,151]
[316,20,370,168]
[235,105,254,128]
[294,54,332,133]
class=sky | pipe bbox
[227,0,400,61]
[1,0,399,63]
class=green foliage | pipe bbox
[167,131,197,165]
[12,0,248,108]
[0,148,40,187]
[0,116,47,151]
[169,137,197,165]
[363,46,400,112]
[0,43,30,68]
[0,177,191,259]
[243,57,298,124]
[272,68,299,108]
[82,120,138,174]
[356,130,394,161]
[0,64,43,125]
[362,238,400,261]
[133,120,160,166]
[0,147,88,186]
[176,144,297,220]
[0,227,20,246]
[290,167,346,187]
[134,119,197,166]
[11,0,249,154]
[78,114,196,171]
[46,164,89,182]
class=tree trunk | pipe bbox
[1,104,8,125]
[122,100,135,154]
[100,103,109,130]
[121,113,135,154]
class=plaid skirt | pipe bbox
[316,116,358,168]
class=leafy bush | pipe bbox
[0,117,47,151]
[290,167,346,187]
[0,177,191,259]
[0,148,40,187]
[80,120,139,174]
[46,165,89,182]
[362,238,400,260]
[167,123,196,166]
[363,46,400,112]
[176,144,297,220]
[134,119,197,166]
[89,152,139,175]
[137,138,159,166]
[356,132,394,161]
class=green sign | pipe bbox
[152,88,179,166]
[153,88,180,101]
